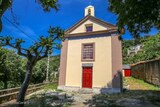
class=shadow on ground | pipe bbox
[2,91,74,107]
[84,90,160,107]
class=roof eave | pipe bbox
[65,29,118,38]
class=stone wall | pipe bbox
[131,59,160,86]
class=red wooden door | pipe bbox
[82,67,92,88]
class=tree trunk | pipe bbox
[3,70,8,89]
[17,61,33,104]
[4,80,7,89]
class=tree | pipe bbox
[109,0,160,38]
[0,0,63,104]
[122,33,160,64]
[32,59,47,84]
[48,55,60,81]
[31,55,60,83]
[0,27,64,103]
[0,48,25,89]
[0,0,59,32]
[143,33,160,60]
[0,0,11,31]
[0,47,59,90]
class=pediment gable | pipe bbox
[65,15,117,34]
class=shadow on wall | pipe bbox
[100,71,123,94]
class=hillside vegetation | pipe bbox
[0,47,60,89]
[123,33,160,64]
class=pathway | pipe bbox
[1,77,160,107]
[67,91,93,107]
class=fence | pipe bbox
[131,58,160,86]
[0,83,47,104]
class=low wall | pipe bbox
[131,59,160,86]
[0,83,47,104]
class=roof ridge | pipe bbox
[65,15,89,33]
[89,15,116,27]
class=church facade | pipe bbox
[58,5,123,93]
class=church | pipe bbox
[58,5,123,93]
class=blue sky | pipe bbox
[0,0,158,55]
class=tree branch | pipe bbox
[37,46,49,61]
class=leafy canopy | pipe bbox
[109,0,160,38]
[0,47,60,89]
[0,27,64,63]
[123,33,160,64]
[0,48,25,89]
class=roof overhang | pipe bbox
[65,29,118,38]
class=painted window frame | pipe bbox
[81,43,95,62]
[85,24,93,32]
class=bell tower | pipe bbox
[85,5,95,16]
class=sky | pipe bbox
[0,0,159,55]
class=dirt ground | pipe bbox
[69,77,160,107]
[1,77,160,107]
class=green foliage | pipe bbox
[43,83,58,90]
[31,55,60,84]
[123,33,160,64]
[0,26,63,102]
[49,55,60,81]
[0,0,11,31]
[143,34,160,60]
[122,39,135,58]
[0,27,64,61]
[31,60,46,84]
[0,47,25,89]
[123,52,144,64]
[109,0,160,37]
[38,0,60,12]
[0,0,63,102]
[0,47,60,89]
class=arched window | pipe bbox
[88,9,91,15]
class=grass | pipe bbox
[90,77,160,107]
[124,77,160,90]
[42,83,64,92]
[43,83,58,90]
